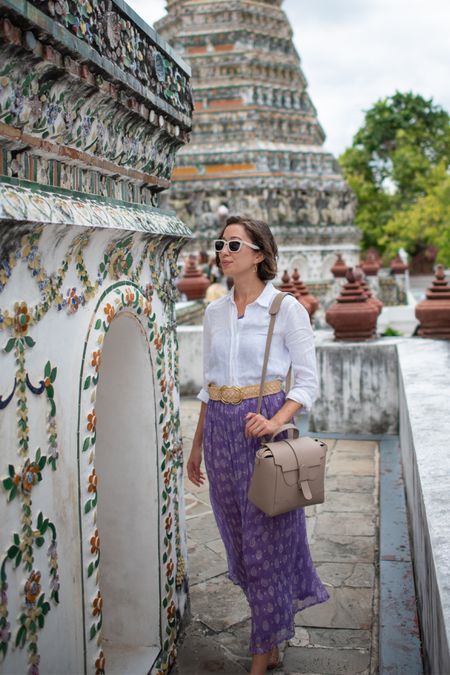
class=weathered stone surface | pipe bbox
[325,475,375,494]
[326,455,375,477]
[311,534,375,563]
[187,538,228,586]
[190,574,251,631]
[171,621,248,674]
[315,563,375,589]
[283,645,370,674]
[296,587,373,630]
[315,512,376,537]
[187,512,220,544]
[316,490,375,513]
[205,537,227,559]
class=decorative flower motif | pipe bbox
[87,410,96,433]
[47,540,57,560]
[125,288,135,305]
[167,600,176,621]
[95,650,106,674]
[163,469,171,486]
[154,334,163,351]
[90,529,100,555]
[50,574,60,593]
[143,299,152,316]
[66,287,81,314]
[162,424,170,441]
[92,591,102,617]
[46,102,60,126]
[165,514,173,531]
[21,460,39,492]
[14,302,31,335]
[166,560,174,577]
[104,303,115,323]
[28,655,40,675]
[88,469,97,494]
[160,378,167,393]
[0,621,10,643]
[91,350,102,372]
[24,571,41,606]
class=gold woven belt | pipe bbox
[208,380,282,405]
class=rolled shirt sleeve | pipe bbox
[283,300,319,413]
[196,305,211,403]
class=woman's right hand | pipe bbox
[187,445,206,487]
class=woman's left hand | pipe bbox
[244,412,279,438]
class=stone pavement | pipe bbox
[173,398,379,675]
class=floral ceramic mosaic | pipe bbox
[0,218,191,674]
[27,0,192,115]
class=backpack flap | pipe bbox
[262,437,327,494]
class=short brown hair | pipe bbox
[216,216,278,281]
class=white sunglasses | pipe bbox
[214,239,260,253]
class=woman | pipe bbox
[187,216,329,674]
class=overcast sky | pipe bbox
[127,0,450,158]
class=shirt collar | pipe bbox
[226,280,276,308]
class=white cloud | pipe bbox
[127,0,450,157]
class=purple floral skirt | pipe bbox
[202,390,329,655]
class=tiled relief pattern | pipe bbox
[0,224,189,675]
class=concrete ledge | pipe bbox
[398,339,450,673]
[311,334,405,435]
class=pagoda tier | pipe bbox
[155,0,361,281]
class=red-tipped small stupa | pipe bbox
[361,252,381,277]
[355,266,383,316]
[415,265,450,339]
[325,267,379,340]
[291,268,319,317]
[331,254,348,278]
[176,255,210,300]
[390,254,408,274]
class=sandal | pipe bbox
[267,645,282,670]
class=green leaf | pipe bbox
[159,413,164,424]
[2,477,13,490]
[44,361,51,378]
[83,376,91,390]
[94,319,102,330]
[162,597,168,608]
[4,338,16,353]
[35,537,44,548]
[50,367,57,383]
[42,601,50,615]
[89,624,97,640]
[46,384,54,398]
[15,625,26,648]
[50,399,56,417]
[87,561,94,578]
[84,500,92,514]
[24,336,35,348]
[13,533,20,545]
[83,437,90,452]
[38,455,47,470]
[37,615,44,628]
[8,484,17,502]
[7,545,18,559]
[8,464,14,478]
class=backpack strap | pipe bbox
[256,292,295,416]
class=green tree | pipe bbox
[339,92,450,263]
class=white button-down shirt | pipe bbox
[197,280,319,412]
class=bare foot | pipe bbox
[250,650,272,675]
[268,645,280,669]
